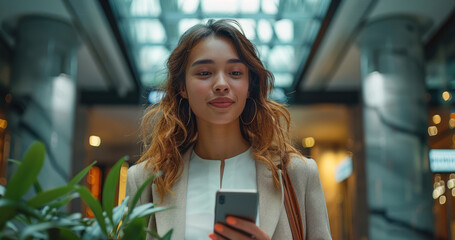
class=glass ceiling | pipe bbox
[108,0,332,92]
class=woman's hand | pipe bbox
[208,216,270,240]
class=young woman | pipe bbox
[126,19,331,240]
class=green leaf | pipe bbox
[123,217,146,240]
[69,161,97,186]
[145,229,161,239]
[4,142,45,201]
[50,227,80,240]
[160,229,173,240]
[33,181,43,194]
[75,186,107,236]
[6,221,18,232]
[102,156,128,225]
[82,222,106,240]
[0,184,5,196]
[113,196,129,228]
[128,173,159,215]
[19,221,73,240]
[48,192,79,209]
[27,185,74,208]
[0,198,40,228]
[8,158,43,193]
[128,203,173,220]
[7,159,21,165]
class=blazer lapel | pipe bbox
[256,160,283,238]
[152,146,193,239]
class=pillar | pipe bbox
[357,16,434,239]
[8,16,78,190]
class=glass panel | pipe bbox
[130,0,161,17]
[201,0,238,13]
[241,0,260,13]
[142,72,166,87]
[179,19,202,36]
[257,45,270,65]
[237,19,256,40]
[262,0,279,14]
[178,0,199,13]
[258,20,273,43]
[138,46,169,72]
[274,73,294,87]
[132,20,166,43]
[275,19,294,43]
[268,46,295,72]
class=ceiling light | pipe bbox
[89,136,101,147]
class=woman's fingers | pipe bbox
[209,217,270,240]
[209,232,228,240]
[225,216,270,240]
[213,223,252,240]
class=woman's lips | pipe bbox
[209,97,234,108]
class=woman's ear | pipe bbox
[180,88,188,99]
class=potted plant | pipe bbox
[0,141,172,240]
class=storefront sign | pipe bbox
[429,149,455,172]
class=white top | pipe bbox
[184,148,257,240]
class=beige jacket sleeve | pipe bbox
[286,157,332,240]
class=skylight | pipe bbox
[109,0,332,91]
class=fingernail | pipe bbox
[226,217,237,225]
[208,233,216,240]
[214,224,224,232]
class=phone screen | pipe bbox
[214,189,259,225]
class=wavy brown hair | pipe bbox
[138,19,301,201]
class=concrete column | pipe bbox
[357,16,434,239]
[9,16,78,190]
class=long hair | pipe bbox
[139,19,301,201]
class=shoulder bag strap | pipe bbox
[280,166,305,240]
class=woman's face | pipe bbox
[182,35,249,126]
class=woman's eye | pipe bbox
[230,71,242,76]
[197,72,210,76]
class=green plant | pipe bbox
[0,141,172,240]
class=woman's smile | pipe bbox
[208,97,235,108]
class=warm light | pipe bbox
[450,119,455,129]
[0,119,7,129]
[448,174,455,189]
[118,162,129,205]
[428,126,438,136]
[443,91,451,101]
[439,195,446,204]
[87,165,101,218]
[433,115,441,124]
[89,136,101,147]
[435,174,441,182]
[452,188,455,197]
[451,113,455,119]
[448,179,455,189]
[302,137,315,148]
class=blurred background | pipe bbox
[1,0,455,239]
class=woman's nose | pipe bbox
[213,73,229,93]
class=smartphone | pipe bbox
[214,189,259,226]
